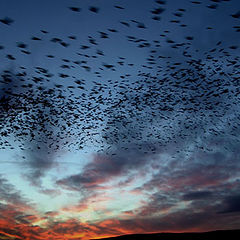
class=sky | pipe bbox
[0,0,240,239]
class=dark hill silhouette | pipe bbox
[92,230,240,240]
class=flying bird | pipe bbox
[0,17,14,25]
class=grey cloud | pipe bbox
[0,70,61,187]
[219,194,240,214]
[138,192,178,216]
[182,191,213,201]
[0,174,29,206]
[57,144,159,191]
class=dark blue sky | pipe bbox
[0,0,240,239]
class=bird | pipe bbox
[0,17,14,25]
[89,6,99,13]
[6,54,15,60]
[0,0,239,162]
[69,7,81,12]
[114,6,125,10]
[231,11,240,19]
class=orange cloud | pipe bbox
[1,199,240,240]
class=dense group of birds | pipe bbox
[0,0,240,157]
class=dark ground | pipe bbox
[92,229,240,240]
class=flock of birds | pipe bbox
[0,0,240,157]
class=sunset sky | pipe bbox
[0,0,240,239]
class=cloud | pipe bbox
[0,175,32,208]
[0,70,68,187]
[0,175,41,239]
[57,142,160,191]
[137,192,177,217]
[219,195,240,214]
[0,188,240,240]
[182,191,213,201]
